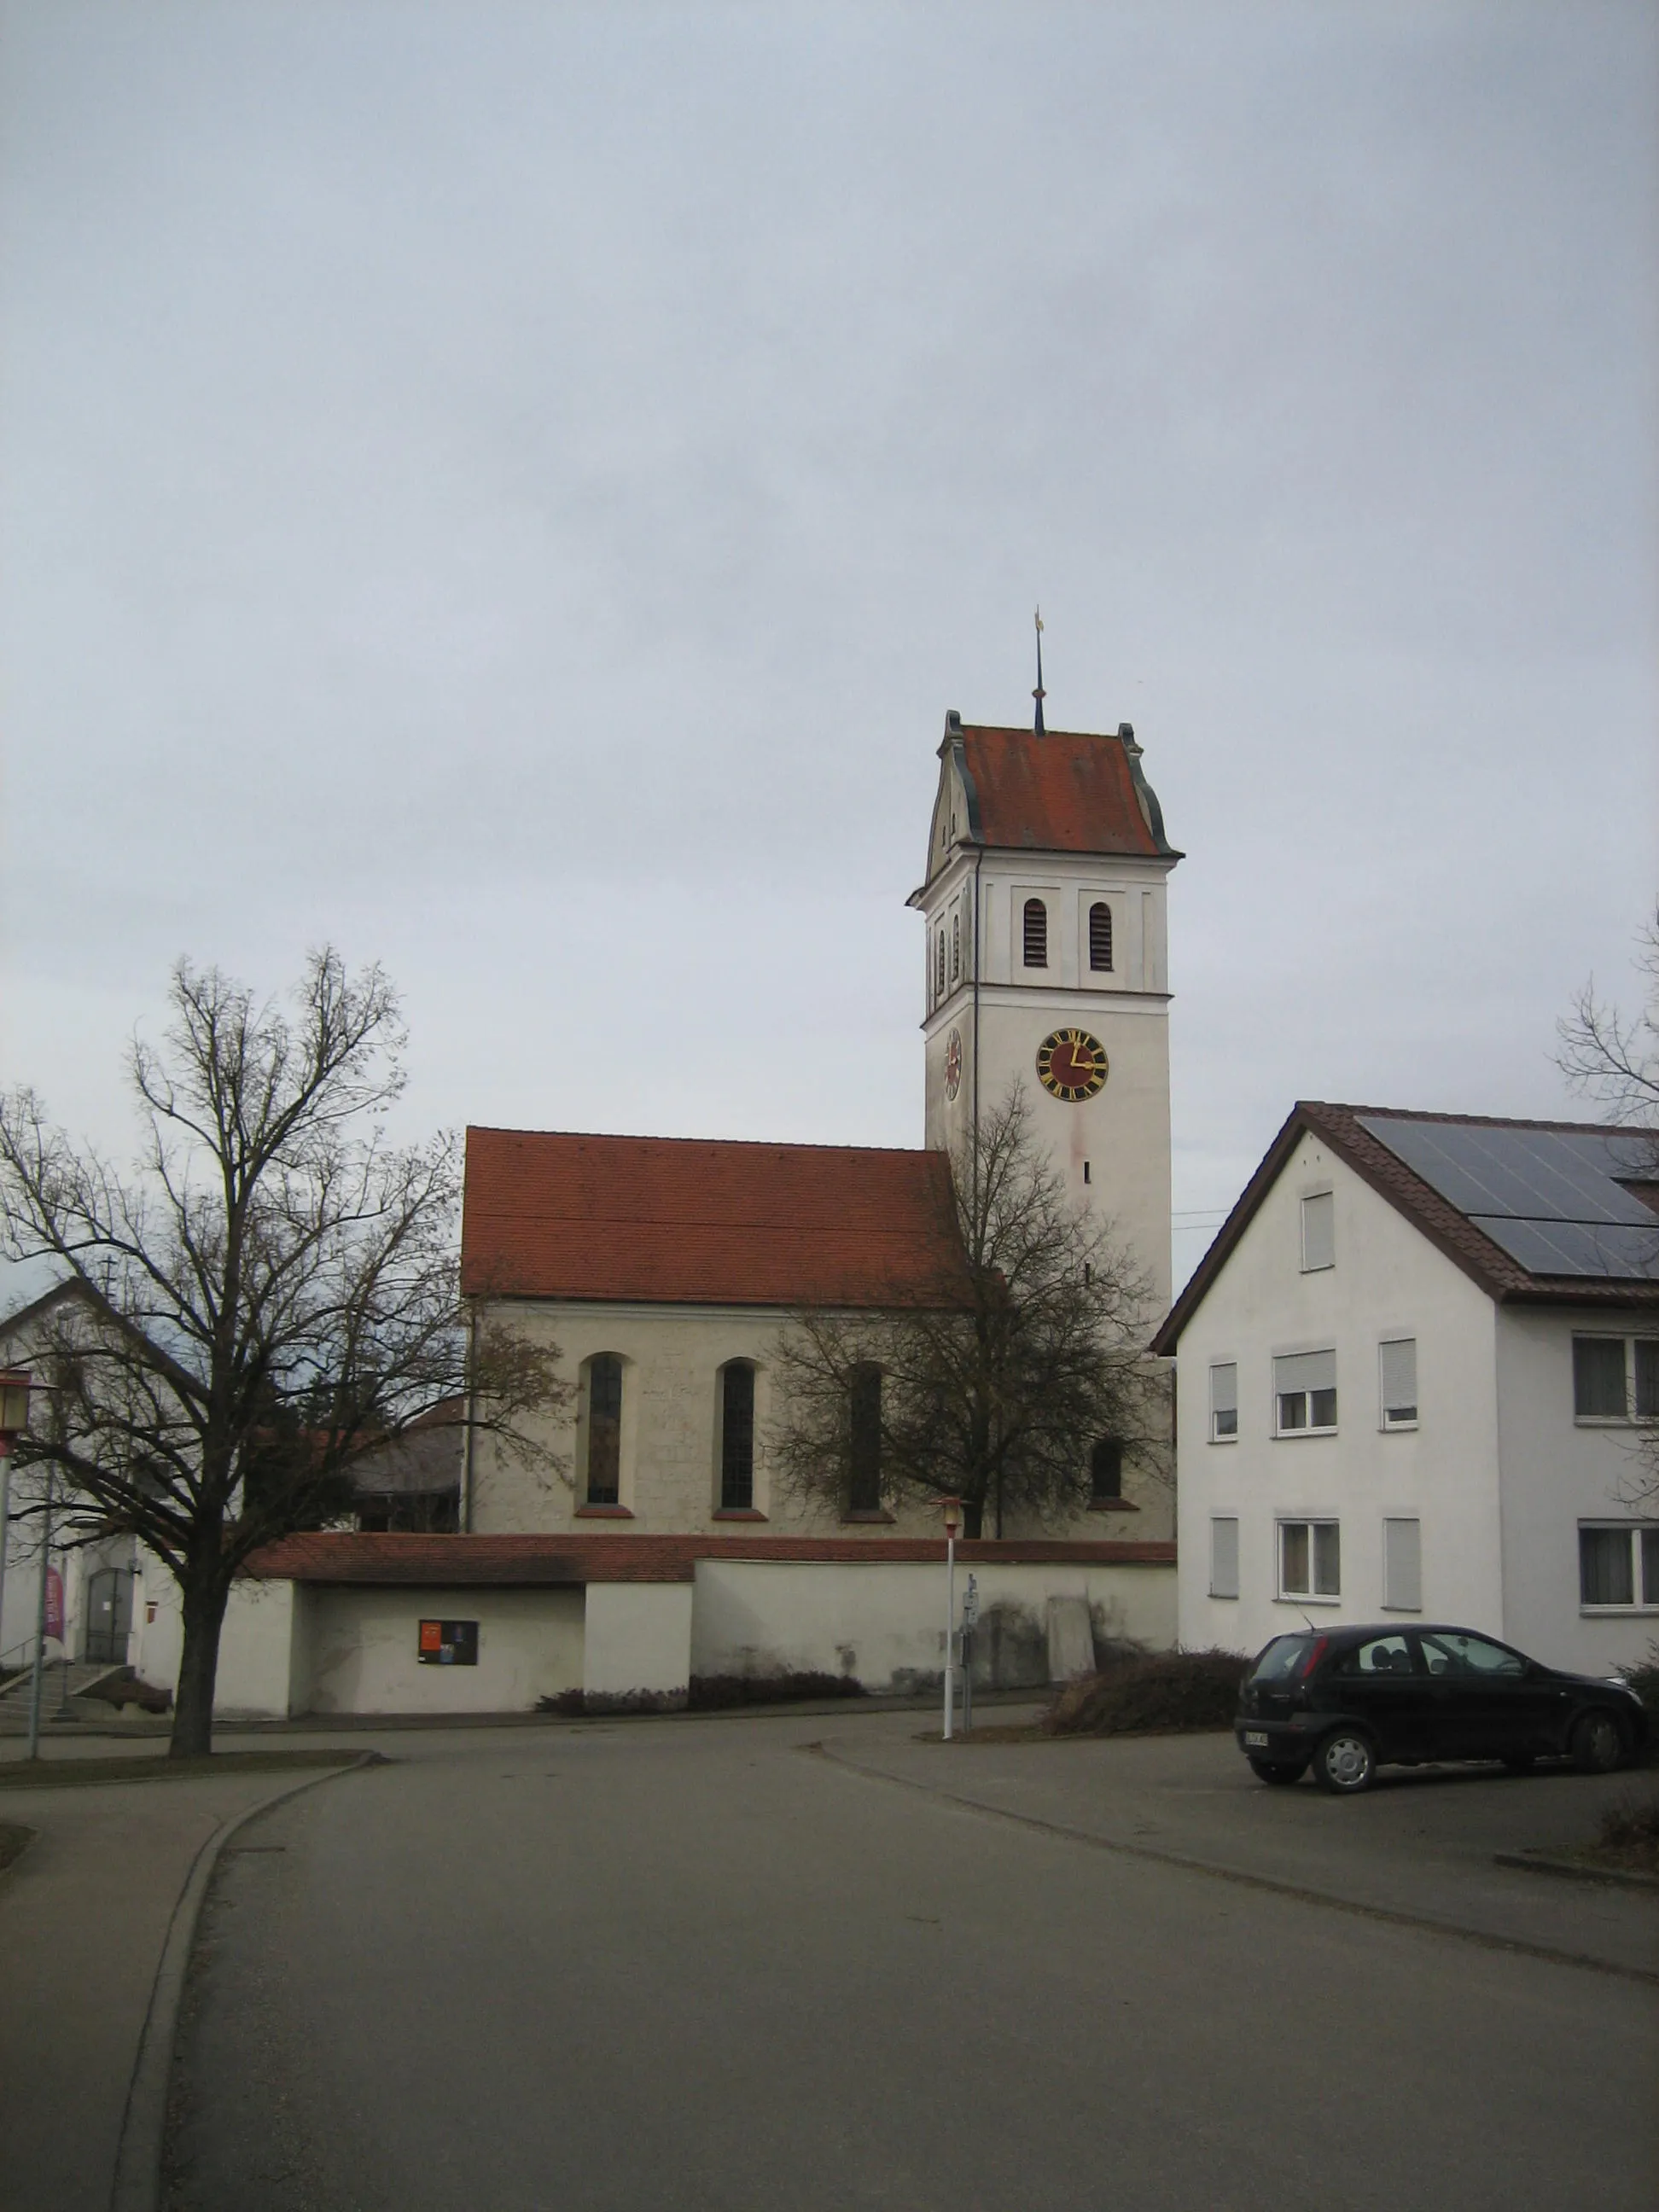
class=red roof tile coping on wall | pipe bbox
[959,725,1164,859]
[462,1128,974,1307]
[242,1531,1177,1586]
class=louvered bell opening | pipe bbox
[1088,901,1113,972]
[1022,899,1048,969]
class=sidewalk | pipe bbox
[0,1749,370,2212]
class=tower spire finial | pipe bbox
[1032,606,1046,735]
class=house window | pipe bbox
[1300,1191,1335,1272]
[1279,1519,1341,1599]
[1209,1361,1238,1441]
[1573,1335,1659,1421]
[584,1353,623,1505]
[1022,898,1048,969]
[847,1363,882,1514]
[1209,1516,1240,1599]
[1088,901,1113,972]
[1579,1523,1659,1609]
[1379,1338,1417,1429]
[951,910,960,981]
[1274,1349,1336,1435]
[1382,1517,1422,1610]
[719,1361,755,1511]
[1090,1438,1123,1501]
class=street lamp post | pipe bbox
[940,1495,961,1741]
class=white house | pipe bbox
[1153,1103,1659,1676]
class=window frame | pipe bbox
[1573,1334,1659,1424]
[1277,1517,1342,1602]
[1382,1516,1422,1612]
[1300,1190,1335,1273]
[1208,1360,1238,1444]
[1273,1349,1337,1439]
[717,1359,758,1514]
[1378,1336,1418,1431]
[1087,900,1114,974]
[581,1352,625,1507]
[1577,1521,1659,1612]
[1209,1515,1240,1600]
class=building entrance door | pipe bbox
[85,1568,134,1666]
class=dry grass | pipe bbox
[1588,1789,1659,1878]
[1044,1648,1248,1737]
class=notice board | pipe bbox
[417,1618,479,1666]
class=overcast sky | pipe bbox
[3,0,1655,1297]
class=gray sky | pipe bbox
[3,0,1655,1295]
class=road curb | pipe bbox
[1493,1848,1659,1892]
[108,1749,382,2212]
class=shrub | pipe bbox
[537,1671,868,1719]
[1619,1644,1659,1726]
[1044,1648,1247,1737]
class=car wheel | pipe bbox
[1569,1709,1627,1774]
[1248,1755,1308,1786]
[1500,1752,1535,1774]
[1313,1730,1377,1794]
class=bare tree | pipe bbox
[1557,905,1659,1508]
[771,1086,1163,1539]
[0,949,566,1755]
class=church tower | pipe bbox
[908,708,1181,1312]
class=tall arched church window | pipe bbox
[584,1353,623,1505]
[847,1363,882,1515]
[1090,1437,1124,1501]
[719,1361,756,1511]
[951,911,960,981]
[1022,899,1048,969]
[1089,901,1114,972]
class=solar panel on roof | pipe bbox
[1359,1115,1659,1281]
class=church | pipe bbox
[131,704,1185,1716]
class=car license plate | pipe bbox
[1243,1731,1270,1748]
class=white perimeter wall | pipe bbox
[300,1586,585,1715]
[1176,1133,1503,1656]
[583,1582,694,1701]
[692,1557,1175,1691]
[1495,1307,1659,1674]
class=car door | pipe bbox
[1417,1629,1530,1760]
[1325,1632,1430,1761]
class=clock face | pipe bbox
[943,1027,963,1101]
[1036,1027,1109,1102]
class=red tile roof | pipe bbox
[244,1531,1177,1586]
[461,1129,974,1308]
[958,725,1173,859]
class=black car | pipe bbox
[1234,1622,1650,1794]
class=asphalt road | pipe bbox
[166,1711,1659,2212]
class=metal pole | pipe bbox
[942,1530,956,1740]
[963,1627,973,1736]
[0,1447,11,1674]
[27,1463,55,1761]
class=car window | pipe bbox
[1420,1631,1524,1679]
[1249,1635,1316,1682]
[1334,1634,1415,1678]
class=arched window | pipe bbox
[719,1360,755,1511]
[1022,898,1048,969]
[1090,1438,1124,1502]
[936,928,946,998]
[951,910,960,981]
[1089,901,1114,973]
[847,1363,882,1515]
[584,1353,623,1505]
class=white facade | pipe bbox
[1171,1125,1659,1675]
